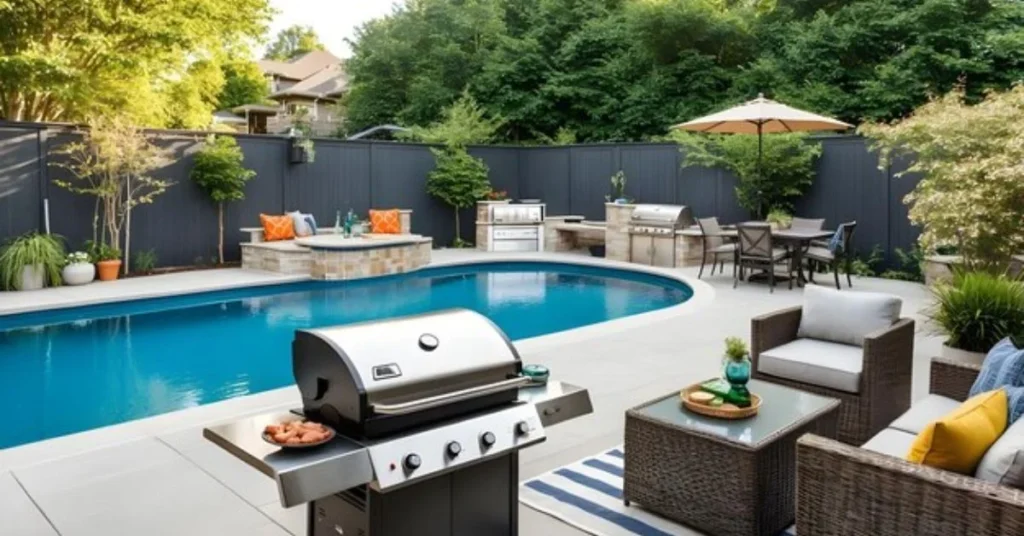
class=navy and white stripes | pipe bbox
[520,446,797,536]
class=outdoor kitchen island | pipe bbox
[295,234,433,280]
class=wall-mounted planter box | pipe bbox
[289,140,314,164]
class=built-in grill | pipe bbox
[205,309,592,536]
[487,203,545,252]
[627,204,694,267]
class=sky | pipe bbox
[266,0,399,58]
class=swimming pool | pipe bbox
[0,262,691,448]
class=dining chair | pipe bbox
[734,222,792,293]
[790,217,825,231]
[806,221,858,289]
[697,217,736,279]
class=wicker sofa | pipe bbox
[751,303,915,445]
[796,358,1024,535]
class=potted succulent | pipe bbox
[766,208,793,230]
[723,336,752,407]
[62,251,95,286]
[930,270,1024,363]
[88,241,123,282]
[0,232,65,291]
[609,170,628,204]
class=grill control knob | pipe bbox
[480,431,496,449]
[515,421,530,437]
[446,441,462,458]
[403,454,422,471]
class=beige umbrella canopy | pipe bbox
[673,94,852,134]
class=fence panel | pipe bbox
[285,140,371,228]
[0,127,42,240]
[369,143,454,245]
[520,148,570,216]
[619,144,678,206]
[569,146,616,219]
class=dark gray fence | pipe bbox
[0,121,921,268]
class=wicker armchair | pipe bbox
[796,359,1024,536]
[751,306,915,445]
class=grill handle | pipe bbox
[372,376,532,416]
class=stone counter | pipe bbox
[295,235,433,280]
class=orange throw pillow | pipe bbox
[260,214,295,241]
[369,209,402,234]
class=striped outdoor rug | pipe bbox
[520,446,797,536]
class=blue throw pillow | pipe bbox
[970,337,1024,423]
[304,214,318,235]
[828,224,846,254]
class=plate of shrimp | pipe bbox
[262,420,335,448]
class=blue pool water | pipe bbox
[0,262,691,448]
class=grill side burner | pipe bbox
[626,204,694,267]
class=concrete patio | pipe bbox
[0,251,941,536]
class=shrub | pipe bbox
[0,233,65,290]
[765,208,792,228]
[426,147,491,244]
[861,85,1024,266]
[930,271,1024,353]
[673,131,822,218]
[133,249,158,274]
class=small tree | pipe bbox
[52,116,172,274]
[415,92,501,246]
[190,135,256,264]
[673,131,822,218]
[426,148,491,245]
[861,85,1024,266]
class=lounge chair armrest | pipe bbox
[750,306,802,369]
[930,357,982,402]
[797,434,1024,535]
[858,318,915,418]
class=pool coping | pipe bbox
[0,251,713,471]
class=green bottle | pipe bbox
[344,209,354,237]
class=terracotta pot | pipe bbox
[96,260,122,281]
[941,343,986,365]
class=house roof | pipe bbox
[230,104,281,115]
[269,64,348,100]
[257,50,343,81]
[212,110,247,124]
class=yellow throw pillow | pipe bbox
[907,389,1008,474]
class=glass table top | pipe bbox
[630,379,840,449]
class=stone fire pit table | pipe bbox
[295,234,433,281]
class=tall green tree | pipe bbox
[264,25,326,61]
[218,60,270,110]
[0,0,271,123]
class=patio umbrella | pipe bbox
[673,94,851,212]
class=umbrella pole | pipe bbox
[757,122,763,219]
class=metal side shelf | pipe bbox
[518,380,593,427]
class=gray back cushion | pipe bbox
[976,415,1024,490]
[797,285,902,347]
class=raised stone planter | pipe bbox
[298,235,433,281]
[923,255,960,286]
[241,242,312,274]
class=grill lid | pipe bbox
[628,204,693,228]
[292,309,524,438]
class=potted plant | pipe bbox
[766,208,792,230]
[930,270,1024,362]
[89,242,123,281]
[723,336,752,407]
[483,189,511,203]
[290,136,315,164]
[62,251,95,286]
[609,170,628,204]
[0,232,65,291]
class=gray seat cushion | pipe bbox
[757,338,863,393]
[976,416,1024,490]
[888,394,961,435]
[862,428,917,458]
[798,285,902,347]
[711,243,737,254]
[804,246,834,262]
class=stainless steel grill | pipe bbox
[627,204,693,267]
[205,309,592,536]
[487,203,546,252]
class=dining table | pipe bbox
[682,224,835,286]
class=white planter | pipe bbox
[941,343,987,365]
[63,263,96,286]
[18,265,45,291]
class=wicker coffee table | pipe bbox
[623,380,839,536]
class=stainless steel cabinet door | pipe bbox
[629,236,653,265]
[651,237,676,267]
